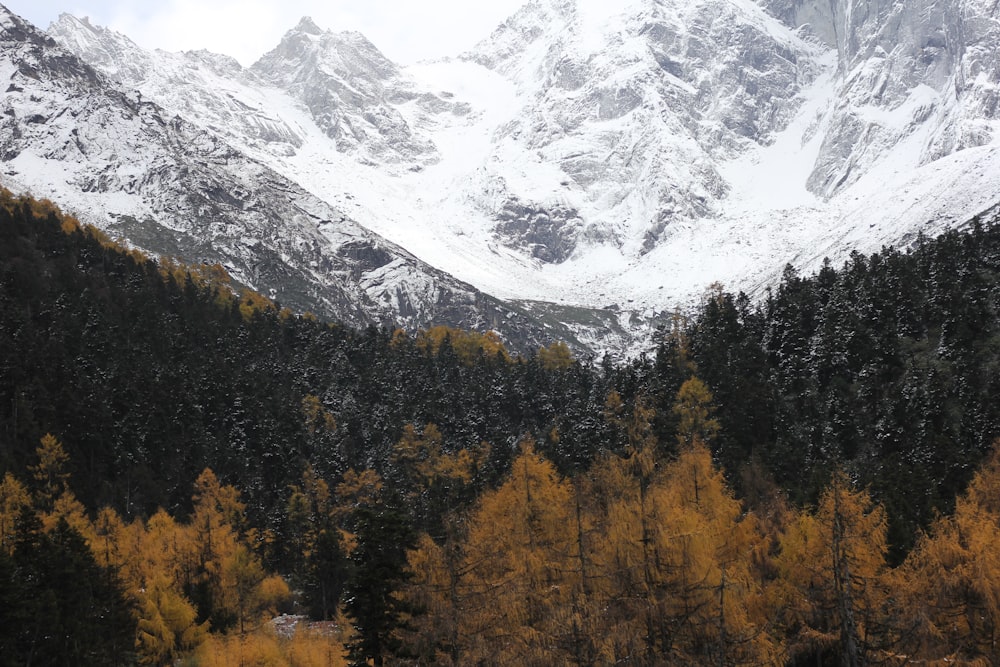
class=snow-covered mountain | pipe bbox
[0,7,579,352]
[446,0,1000,305]
[5,0,1000,353]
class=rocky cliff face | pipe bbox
[464,0,826,261]
[250,17,449,167]
[466,0,1000,257]
[47,14,306,159]
[46,14,462,170]
[763,0,1000,196]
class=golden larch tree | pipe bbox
[896,443,1000,663]
[772,471,893,666]
[459,438,578,666]
[0,472,30,554]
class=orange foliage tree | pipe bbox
[896,443,1000,663]
[772,470,895,665]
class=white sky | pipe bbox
[3,0,528,66]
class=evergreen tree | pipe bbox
[1,514,135,666]
[285,465,349,621]
[345,496,417,667]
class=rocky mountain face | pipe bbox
[2,0,998,355]
[465,0,825,259]
[250,17,442,166]
[762,0,1000,196]
[464,0,1000,262]
[0,7,577,352]
[47,15,305,160]
[45,14,463,173]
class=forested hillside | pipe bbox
[684,220,1000,554]
[4,189,1000,665]
[0,190,618,524]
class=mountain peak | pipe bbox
[0,4,32,33]
[295,16,323,35]
[55,12,93,28]
[11,0,1000,356]
[0,3,18,22]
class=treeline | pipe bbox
[394,388,1000,666]
[1,434,348,665]
[11,184,999,559]
[8,392,1000,665]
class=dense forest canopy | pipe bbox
[4,188,1000,664]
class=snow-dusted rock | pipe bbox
[765,0,1000,196]
[251,17,445,166]
[465,0,825,261]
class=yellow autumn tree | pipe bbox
[401,531,464,665]
[237,289,277,321]
[459,438,578,666]
[0,472,30,554]
[655,442,780,665]
[772,471,893,666]
[193,625,349,667]
[538,341,575,370]
[100,505,209,665]
[588,383,779,665]
[591,441,779,665]
[395,423,490,664]
[30,433,70,508]
[587,395,668,663]
[334,468,383,518]
[390,423,487,533]
[183,468,288,633]
[399,429,495,662]
[414,325,511,364]
[589,439,661,661]
[92,506,129,571]
[672,376,721,447]
[302,394,337,436]
[43,487,94,542]
[226,545,290,634]
[180,469,245,629]
[93,508,207,666]
[131,510,191,593]
[23,434,95,542]
[896,443,1000,663]
[135,573,208,666]
[283,626,350,667]
[193,629,285,667]
[558,464,606,667]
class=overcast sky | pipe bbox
[3,0,527,65]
